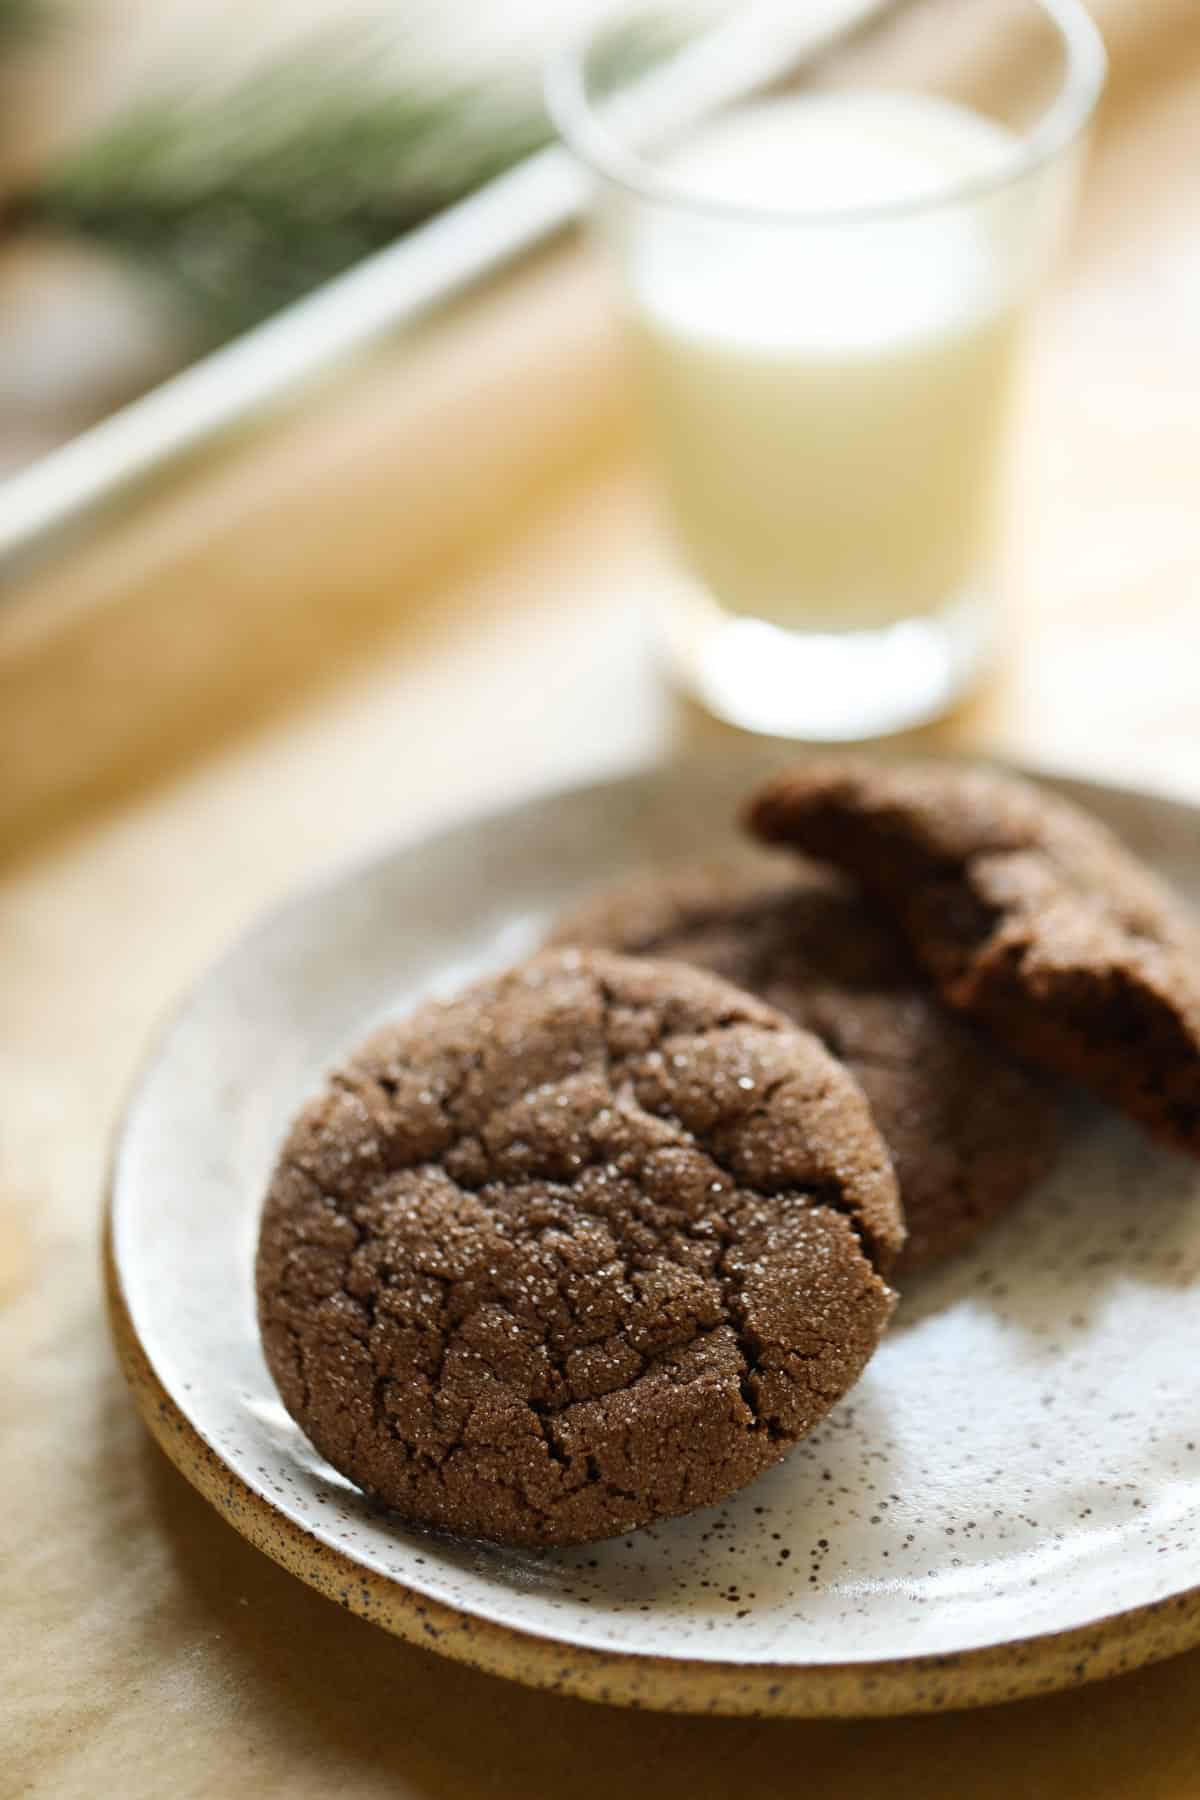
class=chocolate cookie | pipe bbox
[749,759,1200,1155]
[549,864,1059,1270]
[257,948,902,1547]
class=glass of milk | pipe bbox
[548,0,1106,738]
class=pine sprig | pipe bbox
[0,0,44,41]
[21,45,555,339]
[6,13,674,343]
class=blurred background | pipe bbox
[7,11,1200,1789]
[0,0,577,472]
[0,0,1197,867]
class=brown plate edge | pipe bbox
[103,1213,1200,1720]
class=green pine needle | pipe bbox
[26,44,555,340]
[0,0,47,43]
[11,12,675,342]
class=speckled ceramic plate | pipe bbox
[107,754,1200,1717]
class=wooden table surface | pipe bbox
[5,4,1200,1793]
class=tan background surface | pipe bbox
[5,1,1200,1792]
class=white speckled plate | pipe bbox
[107,755,1200,1716]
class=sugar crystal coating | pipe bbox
[749,759,1200,1155]
[257,949,901,1545]
[548,862,1059,1269]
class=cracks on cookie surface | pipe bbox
[752,764,1200,1139]
[259,954,895,1541]
[551,864,1071,1271]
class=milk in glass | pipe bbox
[627,92,1028,632]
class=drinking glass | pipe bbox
[548,0,1106,739]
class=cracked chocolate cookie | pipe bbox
[749,759,1200,1155]
[548,864,1059,1270]
[256,948,902,1546]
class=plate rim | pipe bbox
[104,750,1200,1718]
